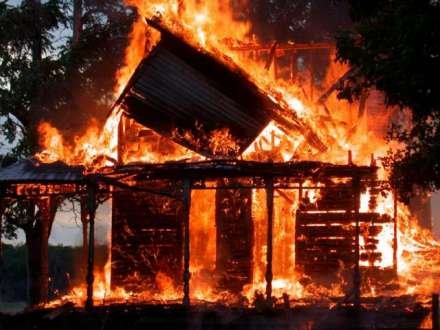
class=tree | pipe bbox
[0,0,135,304]
[0,0,69,156]
[335,0,440,195]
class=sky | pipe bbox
[3,201,112,247]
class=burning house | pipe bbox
[0,3,437,329]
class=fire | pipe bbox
[36,110,122,169]
[35,0,440,311]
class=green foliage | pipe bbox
[0,0,69,156]
[336,0,440,195]
[0,0,135,158]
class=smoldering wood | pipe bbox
[111,187,184,291]
[215,181,253,292]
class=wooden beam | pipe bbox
[265,177,274,303]
[317,69,355,104]
[182,178,191,307]
[353,176,361,309]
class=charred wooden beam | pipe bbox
[296,212,391,224]
[124,160,378,183]
[182,178,191,307]
[317,69,356,104]
[265,177,274,303]
[353,176,361,309]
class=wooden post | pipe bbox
[85,183,97,310]
[265,177,274,303]
[353,176,361,309]
[393,190,398,273]
[433,293,439,330]
[182,178,191,307]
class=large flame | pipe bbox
[37,0,440,309]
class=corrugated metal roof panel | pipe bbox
[118,26,274,158]
[0,159,84,184]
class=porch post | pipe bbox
[393,189,398,273]
[265,177,274,303]
[182,178,191,307]
[353,176,361,309]
[85,183,97,310]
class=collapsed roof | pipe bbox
[114,18,325,158]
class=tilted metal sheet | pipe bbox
[119,34,273,157]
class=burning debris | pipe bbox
[0,1,440,329]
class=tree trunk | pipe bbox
[29,0,43,154]
[0,194,5,304]
[24,197,58,305]
[72,0,83,46]
[80,196,88,278]
[30,0,42,72]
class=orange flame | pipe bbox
[37,0,440,310]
